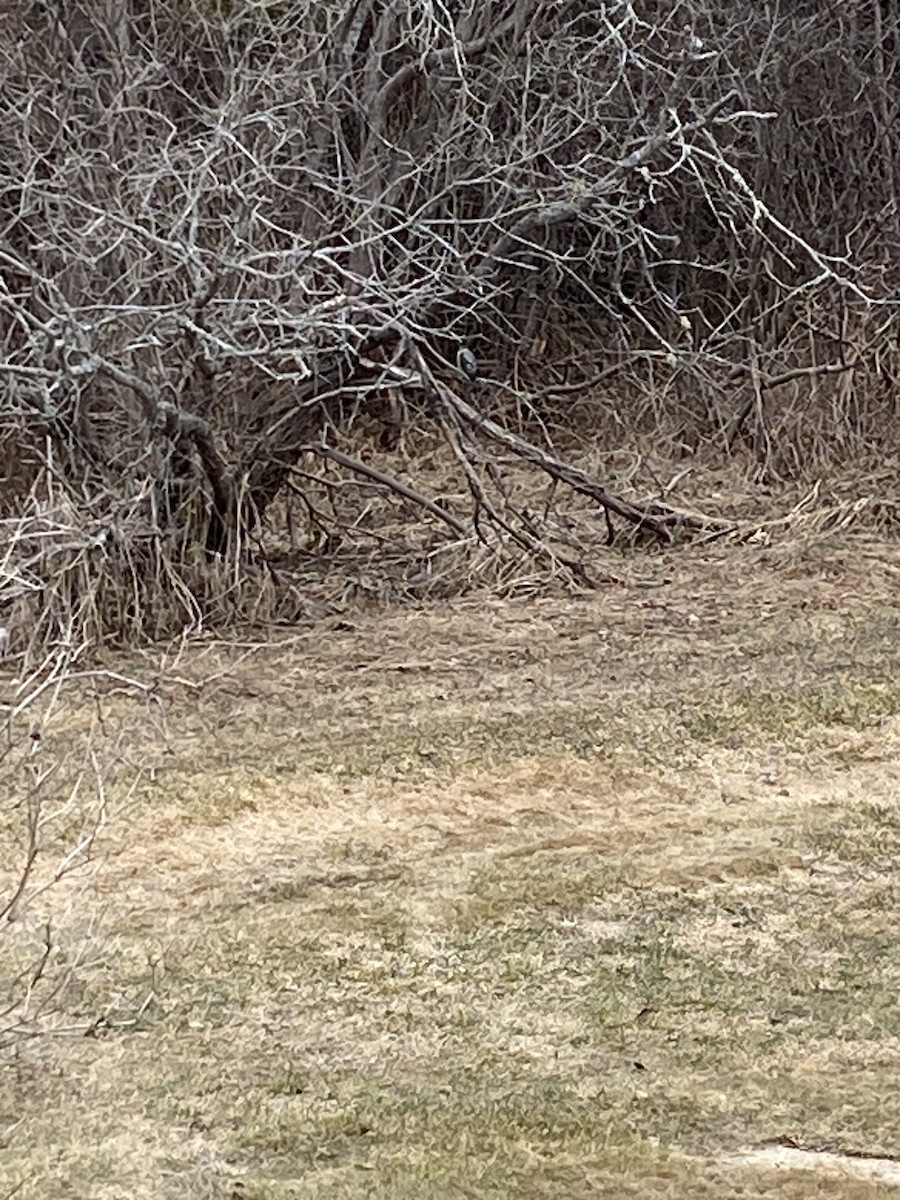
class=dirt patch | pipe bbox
[720,1146,900,1188]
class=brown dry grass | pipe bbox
[1,535,899,1199]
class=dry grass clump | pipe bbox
[2,432,897,670]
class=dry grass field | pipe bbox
[1,536,899,1199]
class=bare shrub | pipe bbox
[0,0,896,652]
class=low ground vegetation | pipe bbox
[1,538,898,1198]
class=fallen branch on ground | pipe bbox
[434,382,731,543]
[310,443,473,540]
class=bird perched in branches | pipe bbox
[456,346,478,381]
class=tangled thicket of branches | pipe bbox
[0,0,897,650]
